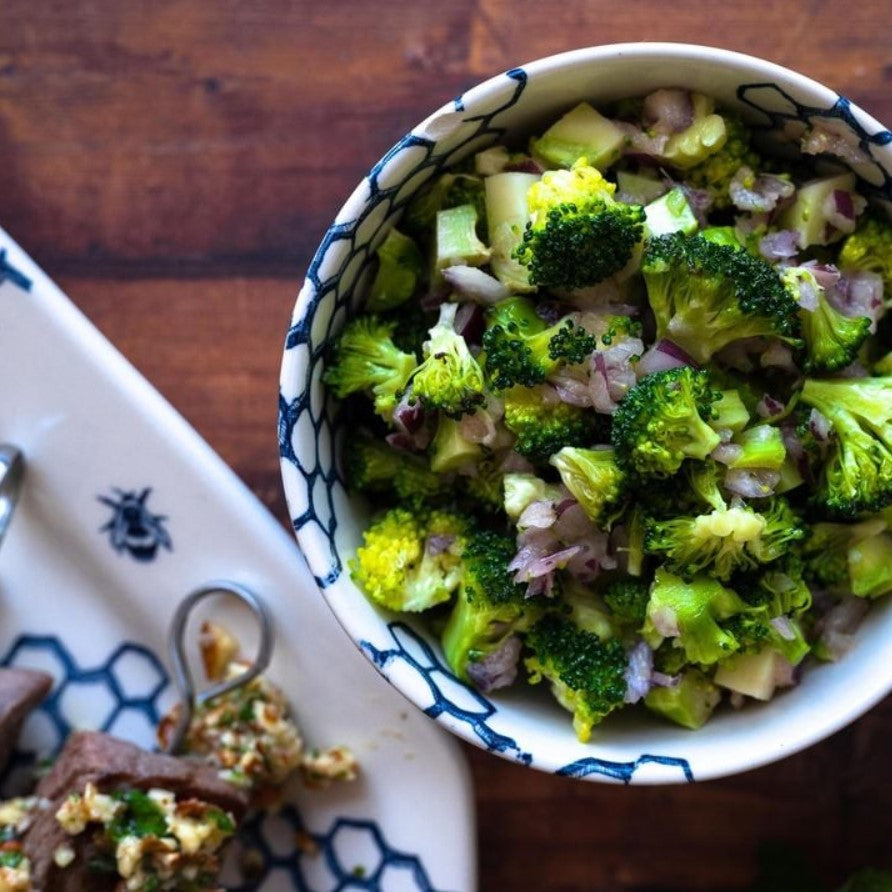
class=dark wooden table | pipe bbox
[2,3,890,889]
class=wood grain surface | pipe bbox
[2,2,891,889]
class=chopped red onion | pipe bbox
[623,639,654,704]
[773,656,798,689]
[680,185,713,227]
[760,340,799,374]
[443,265,510,305]
[466,636,523,692]
[649,605,680,638]
[756,394,785,418]
[801,119,872,166]
[426,534,456,556]
[459,407,498,446]
[822,189,865,235]
[816,596,870,661]
[522,545,583,580]
[389,392,432,450]
[758,229,799,261]
[505,158,544,175]
[827,271,885,332]
[642,88,694,134]
[453,301,485,345]
[729,166,795,213]
[808,407,832,443]
[517,500,558,531]
[710,442,744,465]
[636,338,697,377]
[652,672,680,689]
[802,260,842,291]
[769,615,797,641]
[551,372,594,407]
[724,468,781,498]
[791,273,820,312]
[615,121,670,158]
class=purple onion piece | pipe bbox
[466,637,523,693]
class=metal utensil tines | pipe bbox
[163,580,274,755]
[0,444,24,552]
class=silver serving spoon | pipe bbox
[163,580,274,755]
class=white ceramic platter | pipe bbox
[0,227,476,892]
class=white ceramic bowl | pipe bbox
[279,43,892,784]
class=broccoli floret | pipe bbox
[802,520,858,589]
[549,446,626,527]
[323,316,418,420]
[513,161,646,289]
[643,567,751,665]
[366,227,424,312]
[503,385,604,462]
[781,265,872,373]
[838,213,892,294]
[525,612,628,741]
[410,302,486,418]
[611,367,722,479]
[641,232,800,364]
[343,432,449,508]
[644,498,806,581]
[804,516,892,597]
[383,301,438,359]
[481,296,596,390]
[442,528,542,685]
[836,868,892,892]
[350,508,468,612]
[601,576,651,628]
[800,377,892,517]
[685,112,761,209]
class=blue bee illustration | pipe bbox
[98,487,172,561]
[0,248,32,292]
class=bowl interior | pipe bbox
[279,43,892,783]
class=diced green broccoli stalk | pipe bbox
[875,352,892,376]
[525,613,628,741]
[402,172,486,244]
[661,93,728,169]
[685,111,761,209]
[801,518,887,590]
[435,204,490,270]
[410,302,486,418]
[322,316,418,421]
[366,227,425,312]
[713,649,796,701]
[343,432,449,508]
[481,296,596,390]
[644,497,805,581]
[729,424,787,472]
[429,414,482,474]
[643,186,699,237]
[838,213,892,294]
[474,145,511,176]
[503,385,602,462]
[442,529,542,684]
[530,101,626,171]
[700,226,742,248]
[601,575,651,630]
[778,172,863,248]
[643,567,751,665]
[847,530,892,598]
[350,508,468,611]
[641,232,801,364]
[624,504,646,577]
[514,161,646,290]
[485,171,539,293]
[503,472,564,521]
[644,668,722,729]
[800,377,892,518]
[611,367,722,479]
[781,265,872,373]
[561,581,618,640]
[710,389,750,434]
[616,170,667,206]
[549,446,626,528]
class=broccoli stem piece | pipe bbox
[529,102,626,171]
[367,227,424,312]
[484,172,539,293]
[644,669,721,729]
[549,446,626,528]
[435,204,490,270]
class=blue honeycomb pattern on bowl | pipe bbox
[1,636,441,892]
[278,62,892,781]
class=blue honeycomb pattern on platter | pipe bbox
[361,622,532,766]
[556,754,694,784]
[0,636,441,891]
[0,247,32,292]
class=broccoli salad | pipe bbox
[324,87,892,739]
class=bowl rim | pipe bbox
[280,41,892,784]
